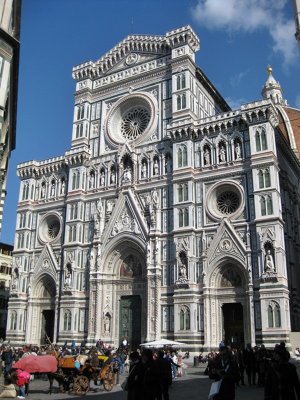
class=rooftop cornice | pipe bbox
[17,156,66,178]
[167,100,279,141]
[64,145,91,166]
[72,26,199,81]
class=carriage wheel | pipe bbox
[103,368,114,392]
[73,375,90,395]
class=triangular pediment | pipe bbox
[102,189,149,246]
[207,219,246,265]
[72,26,200,80]
[33,243,59,282]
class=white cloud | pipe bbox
[229,70,249,88]
[225,97,249,110]
[192,0,297,65]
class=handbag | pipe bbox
[121,364,136,391]
[208,379,223,399]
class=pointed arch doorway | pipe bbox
[30,274,57,345]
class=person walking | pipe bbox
[212,345,239,400]
[243,343,256,385]
[155,350,172,400]
[265,345,300,400]
[127,351,143,400]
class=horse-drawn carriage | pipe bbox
[49,353,115,395]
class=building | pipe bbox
[6,26,300,350]
[0,242,12,338]
[0,0,21,235]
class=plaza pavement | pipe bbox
[21,363,264,400]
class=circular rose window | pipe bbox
[106,92,158,147]
[206,181,245,220]
[38,213,62,243]
[121,107,150,140]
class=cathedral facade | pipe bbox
[6,26,300,350]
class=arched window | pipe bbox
[178,147,182,167]
[266,195,273,215]
[178,183,188,202]
[258,169,271,189]
[258,171,264,188]
[63,310,72,331]
[176,73,186,90]
[179,306,190,330]
[10,311,17,330]
[255,129,267,152]
[177,94,186,110]
[22,183,29,200]
[72,171,80,190]
[178,209,183,227]
[182,146,187,166]
[268,302,281,328]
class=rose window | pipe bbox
[206,180,245,220]
[39,213,61,243]
[105,92,158,146]
[120,108,150,140]
[48,220,60,239]
[216,191,240,215]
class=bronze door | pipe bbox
[222,303,244,346]
[119,295,141,349]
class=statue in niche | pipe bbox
[179,262,187,279]
[104,313,111,334]
[123,167,132,182]
[50,181,56,197]
[235,142,241,159]
[41,184,46,199]
[64,264,72,288]
[110,170,116,184]
[142,162,147,178]
[89,248,96,269]
[204,148,210,165]
[153,159,159,175]
[152,188,159,208]
[97,199,104,219]
[89,173,95,189]
[219,145,226,162]
[265,250,275,272]
[100,171,105,186]
[11,267,19,290]
[60,179,66,194]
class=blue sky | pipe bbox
[1,0,300,244]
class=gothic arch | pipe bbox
[32,273,56,299]
[207,258,248,289]
[102,233,146,277]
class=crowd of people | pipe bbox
[0,339,299,399]
[0,340,187,400]
[205,342,300,400]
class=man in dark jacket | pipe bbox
[213,345,239,400]
[155,350,172,400]
[243,343,256,385]
[265,345,300,400]
[1,346,13,377]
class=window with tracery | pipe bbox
[120,108,150,140]
[255,129,267,152]
[178,145,187,167]
[176,93,186,110]
[260,195,273,216]
[258,169,271,188]
[10,310,17,330]
[63,310,72,331]
[178,208,189,227]
[268,302,281,328]
[179,306,190,330]
[22,182,29,200]
[176,73,186,90]
[178,183,188,202]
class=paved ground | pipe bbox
[13,363,264,400]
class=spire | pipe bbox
[262,66,287,106]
